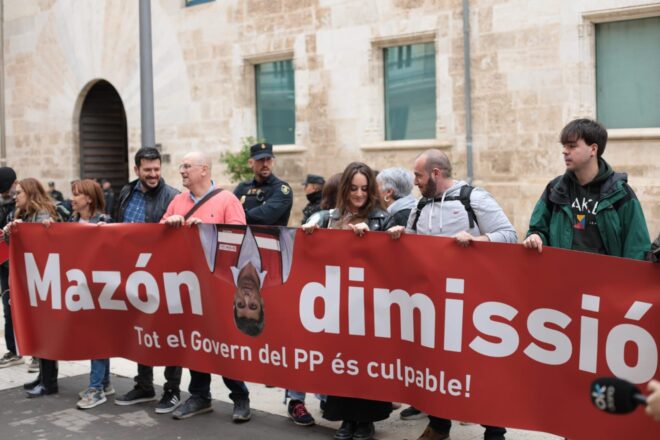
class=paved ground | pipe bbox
[0,314,561,439]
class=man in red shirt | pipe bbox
[162,151,251,423]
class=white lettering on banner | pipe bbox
[24,252,203,316]
[299,265,659,384]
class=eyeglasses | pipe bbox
[178,163,202,171]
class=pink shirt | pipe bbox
[161,190,246,225]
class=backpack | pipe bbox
[410,185,477,232]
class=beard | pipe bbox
[421,176,437,198]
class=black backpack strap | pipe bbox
[184,188,223,220]
[458,185,477,229]
[410,198,429,232]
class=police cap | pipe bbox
[250,143,274,160]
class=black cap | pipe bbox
[302,174,325,186]
[0,167,17,193]
[250,143,274,160]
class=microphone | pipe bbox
[590,377,647,414]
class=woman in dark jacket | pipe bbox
[3,178,61,397]
[302,162,390,440]
[377,167,416,230]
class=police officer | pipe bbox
[301,174,324,224]
[234,143,293,226]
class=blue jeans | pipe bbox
[188,370,248,400]
[89,359,110,390]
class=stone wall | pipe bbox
[2,0,658,236]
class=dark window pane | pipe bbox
[255,60,296,145]
[384,43,436,140]
[596,17,660,128]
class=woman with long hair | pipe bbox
[3,178,61,397]
[302,162,391,440]
[68,179,114,409]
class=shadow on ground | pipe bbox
[0,374,336,440]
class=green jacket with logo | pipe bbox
[526,167,651,261]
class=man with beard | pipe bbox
[234,145,317,426]
[388,149,516,440]
[114,147,182,414]
[301,174,324,224]
[234,143,293,227]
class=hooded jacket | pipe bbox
[405,180,517,244]
[526,159,650,260]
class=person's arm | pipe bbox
[467,188,518,244]
[523,184,555,253]
[223,193,247,226]
[244,185,293,225]
[161,195,186,227]
[617,185,651,261]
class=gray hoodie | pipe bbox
[405,180,517,244]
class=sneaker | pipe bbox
[103,384,116,396]
[0,352,23,368]
[400,406,426,420]
[287,399,315,426]
[114,386,157,406]
[155,389,181,414]
[172,395,213,420]
[232,395,251,422]
[27,357,39,373]
[79,383,115,399]
[77,388,107,409]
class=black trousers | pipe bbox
[38,359,59,390]
[428,416,506,437]
[1,265,15,354]
[135,364,182,393]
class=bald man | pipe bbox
[161,151,251,422]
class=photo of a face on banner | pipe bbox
[198,224,295,337]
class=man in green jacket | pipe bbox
[523,118,650,260]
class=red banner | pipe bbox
[9,223,660,439]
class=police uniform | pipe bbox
[233,143,293,226]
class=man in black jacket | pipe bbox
[233,143,293,226]
[301,174,324,224]
[0,167,21,369]
[114,147,182,414]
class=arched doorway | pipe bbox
[79,80,128,191]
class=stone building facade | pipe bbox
[1,0,658,235]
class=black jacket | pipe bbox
[301,191,322,224]
[322,207,389,231]
[382,208,412,231]
[233,174,293,226]
[116,178,179,223]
